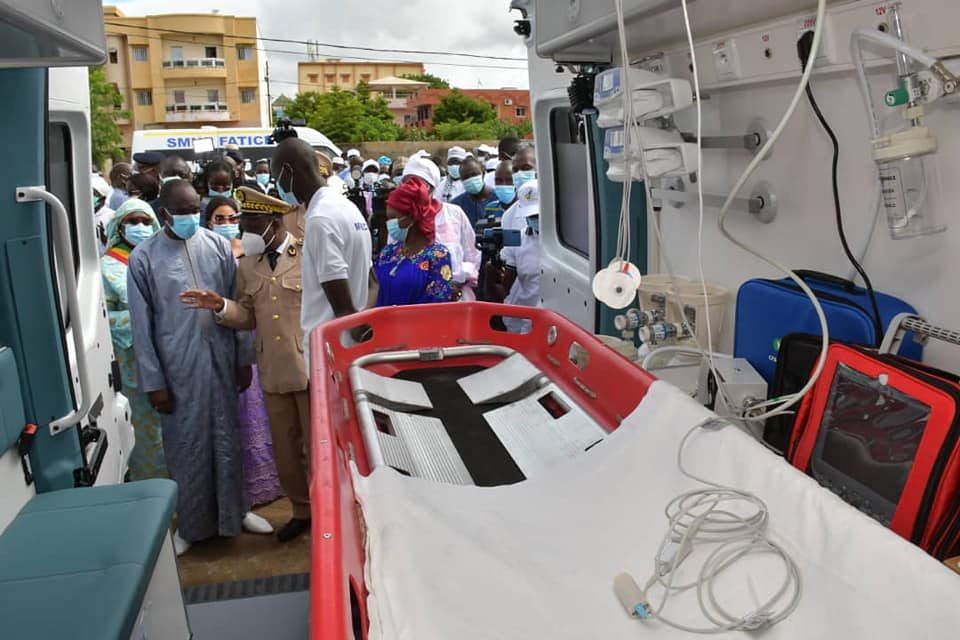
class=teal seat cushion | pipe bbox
[0,479,177,640]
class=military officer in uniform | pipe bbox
[180,187,312,542]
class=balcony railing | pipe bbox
[165,103,231,122]
[166,103,229,112]
[162,57,226,69]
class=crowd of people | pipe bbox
[92,134,541,555]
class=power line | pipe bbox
[104,20,528,62]
[106,26,527,71]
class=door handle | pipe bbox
[16,185,93,434]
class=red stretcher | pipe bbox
[307,302,656,639]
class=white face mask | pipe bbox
[362,172,379,186]
[240,224,276,256]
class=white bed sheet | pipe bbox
[355,381,960,640]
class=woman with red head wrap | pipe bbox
[374,176,456,306]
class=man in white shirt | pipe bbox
[272,138,372,369]
[437,146,467,203]
[500,182,541,333]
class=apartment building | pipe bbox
[103,6,269,152]
[411,88,531,130]
[297,60,425,94]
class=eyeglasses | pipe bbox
[212,213,240,224]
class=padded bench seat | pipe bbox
[0,479,177,640]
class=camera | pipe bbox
[268,117,305,145]
[476,219,522,268]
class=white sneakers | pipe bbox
[173,532,192,557]
[173,511,274,557]
[242,511,274,534]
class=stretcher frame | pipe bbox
[307,302,656,639]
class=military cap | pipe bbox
[234,187,296,216]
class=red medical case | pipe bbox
[787,342,960,559]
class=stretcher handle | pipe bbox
[879,313,960,355]
[793,270,859,294]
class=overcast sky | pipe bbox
[109,1,531,95]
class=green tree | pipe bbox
[434,120,497,141]
[285,88,400,144]
[88,66,128,166]
[400,72,451,89]
[432,90,497,126]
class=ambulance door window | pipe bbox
[550,107,590,257]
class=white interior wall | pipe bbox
[636,5,960,371]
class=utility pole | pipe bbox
[265,59,273,125]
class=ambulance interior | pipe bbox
[1,1,960,639]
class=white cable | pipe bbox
[716,0,831,421]
[630,423,802,634]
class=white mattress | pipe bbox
[355,381,960,639]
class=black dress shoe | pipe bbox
[277,518,311,542]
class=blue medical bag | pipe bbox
[734,270,922,384]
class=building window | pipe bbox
[132,45,148,61]
[108,48,118,64]
[361,73,371,81]
[308,73,319,83]
[135,90,152,106]
[237,45,253,61]
[324,73,335,82]
[174,90,186,104]
[240,88,256,103]
[340,74,351,83]
[207,89,220,103]
[205,46,218,59]
[516,106,527,117]
[170,46,183,61]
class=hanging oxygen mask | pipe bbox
[852,13,959,240]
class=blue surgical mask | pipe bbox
[213,223,240,240]
[463,176,484,195]
[495,185,516,204]
[277,183,300,206]
[513,170,536,188]
[386,218,409,244]
[124,223,154,246]
[208,188,232,198]
[170,213,201,240]
[527,216,540,234]
[256,173,270,186]
[448,165,461,180]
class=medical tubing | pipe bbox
[852,37,882,138]
[636,424,802,634]
[799,36,884,345]
[848,182,883,282]
[851,27,939,139]
[680,0,729,417]
[716,0,830,421]
[641,346,732,371]
[852,26,938,68]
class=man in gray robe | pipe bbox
[127,179,270,555]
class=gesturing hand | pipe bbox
[180,289,225,312]
[149,388,174,414]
